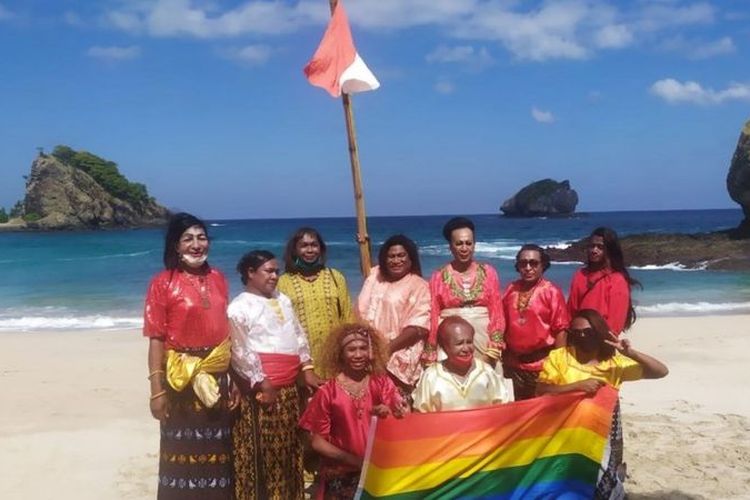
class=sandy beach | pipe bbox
[1,315,748,499]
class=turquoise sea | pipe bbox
[1,209,748,331]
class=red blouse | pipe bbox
[427,262,506,354]
[299,374,401,477]
[502,278,570,371]
[567,268,630,335]
[143,268,230,350]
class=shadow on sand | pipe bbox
[629,491,707,500]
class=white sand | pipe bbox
[0,315,748,499]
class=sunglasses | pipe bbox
[517,259,541,268]
[568,327,595,338]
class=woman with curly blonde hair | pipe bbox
[299,323,406,499]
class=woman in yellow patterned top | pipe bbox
[277,227,355,378]
[537,308,668,500]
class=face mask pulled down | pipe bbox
[181,252,208,268]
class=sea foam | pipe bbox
[630,261,709,272]
[0,315,143,331]
[638,301,750,315]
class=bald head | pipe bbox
[437,316,475,350]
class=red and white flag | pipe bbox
[304,2,380,98]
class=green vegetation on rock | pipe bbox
[51,145,151,208]
[9,200,24,218]
[0,208,8,223]
[22,212,41,222]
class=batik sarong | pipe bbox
[233,384,304,500]
[158,347,233,499]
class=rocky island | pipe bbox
[500,179,578,217]
[0,146,168,231]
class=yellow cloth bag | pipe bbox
[166,338,231,408]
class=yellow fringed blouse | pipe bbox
[277,268,354,373]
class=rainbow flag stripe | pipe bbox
[357,386,618,499]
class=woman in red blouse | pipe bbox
[568,227,641,336]
[425,217,505,367]
[502,244,569,400]
[299,323,404,499]
[143,213,236,500]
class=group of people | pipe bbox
[143,213,668,500]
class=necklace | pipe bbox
[337,374,369,419]
[184,273,211,309]
[443,264,486,304]
[515,281,539,325]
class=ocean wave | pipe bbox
[0,315,143,331]
[209,223,226,227]
[629,261,709,272]
[638,301,750,315]
[546,241,572,250]
[420,241,521,257]
[55,250,153,262]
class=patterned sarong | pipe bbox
[233,384,304,500]
[595,400,626,500]
[158,348,233,499]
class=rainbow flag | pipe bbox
[356,386,618,499]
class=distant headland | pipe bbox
[0,146,169,231]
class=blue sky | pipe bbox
[1,0,749,219]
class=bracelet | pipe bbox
[150,390,167,401]
[147,370,165,380]
[301,365,315,372]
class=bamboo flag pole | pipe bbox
[328,0,372,278]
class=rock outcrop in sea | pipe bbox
[727,119,750,237]
[16,148,168,230]
[500,179,578,217]
[546,232,750,271]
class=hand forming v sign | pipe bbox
[604,331,632,355]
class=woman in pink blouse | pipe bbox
[357,235,430,396]
[425,217,505,367]
[502,244,569,400]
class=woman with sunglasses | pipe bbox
[501,244,569,400]
[568,227,641,336]
[537,308,668,499]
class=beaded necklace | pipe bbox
[184,272,211,309]
[336,374,370,419]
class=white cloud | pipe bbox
[86,45,141,62]
[104,0,327,38]
[531,107,555,123]
[635,2,715,32]
[434,80,455,94]
[452,1,595,61]
[593,24,633,48]
[99,0,729,63]
[660,35,735,59]
[346,0,478,29]
[426,45,494,68]
[220,44,273,66]
[650,78,750,105]
[688,36,735,59]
